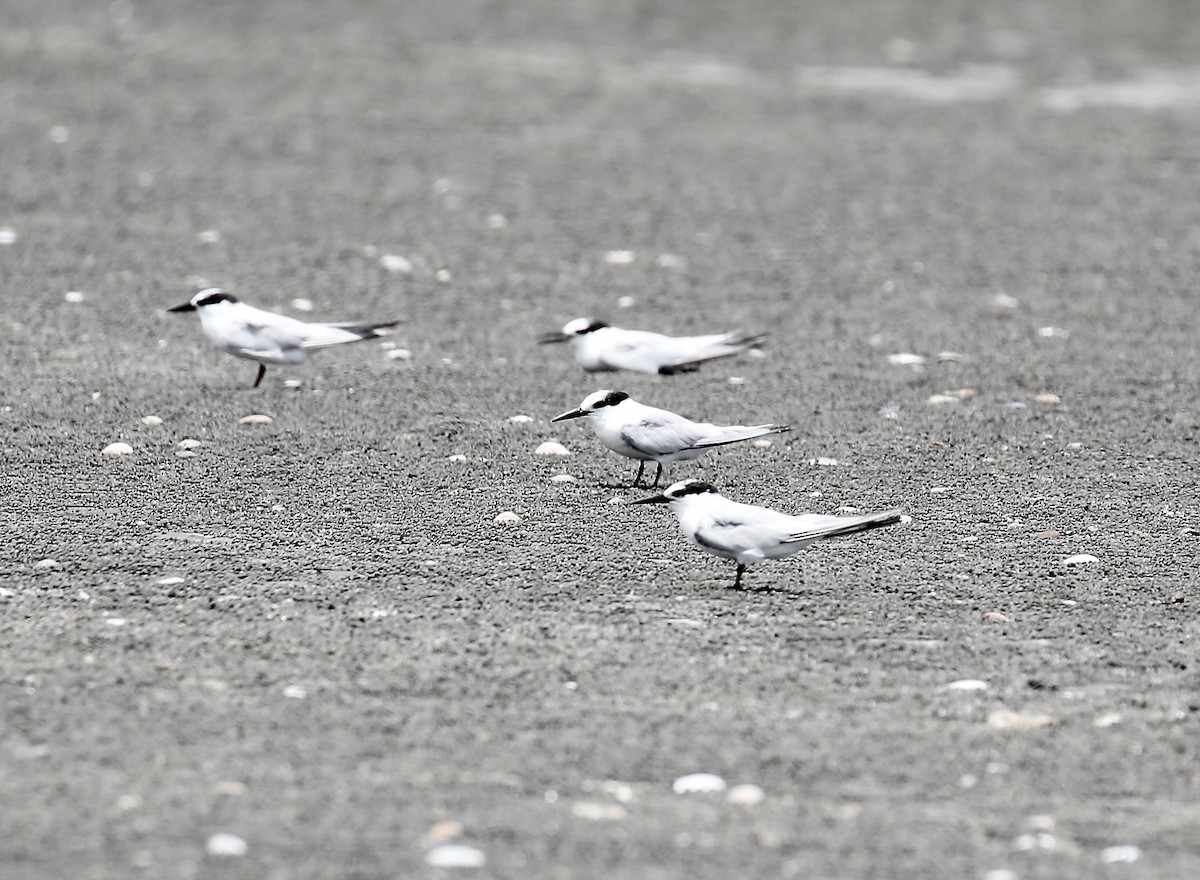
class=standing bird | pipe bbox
[539,317,764,375]
[632,479,902,589]
[168,289,400,387]
[553,390,790,487]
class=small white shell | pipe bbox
[887,352,926,366]
[140,415,163,426]
[726,783,765,806]
[205,833,248,857]
[156,576,185,586]
[616,295,636,309]
[1033,392,1061,404]
[550,474,577,484]
[673,773,727,794]
[991,292,1021,310]
[507,414,534,423]
[101,442,133,456]
[239,414,273,425]
[604,250,636,265]
[425,845,486,868]
[1100,846,1141,864]
[494,511,522,524]
[65,290,85,303]
[177,439,202,450]
[751,439,773,448]
[1063,553,1099,565]
[927,394,960,406]
[535,441,570,456]
[196,229,222,244]
[385,348,412,360]
[291,298,313,312]
[34,559,60,569]
[946,679,989,691]
[379,254,413,274]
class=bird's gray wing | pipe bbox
[620,417,707,457]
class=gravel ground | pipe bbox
[3,2,1200,879]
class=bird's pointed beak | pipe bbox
[551,408,587,422]
[167,301,196,313]
[538,331,569,344]
[631,493,670,505]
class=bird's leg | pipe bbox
[631,461,645,487]
[733,563,746,589]
[253,363,267,388]
[652,463,663,488]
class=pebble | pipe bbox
[947,679,989,691]
[571,802,628,821]
[238,414,273,425]
[507,414,534,423]
[982,611,1010,623]
[929,486,951,494]
[1035,529,1062,539]
[1033,392,1061,404]
[283,379,302,388]
[991,292,1021,310]
[727,376,746,385]
[878,406,899,419]
[425,845,486,868]
[535,441,570,456]
[379,254,413,274]
[291,298,313,312]
[1000,401,1027,412]
[0,226,16,245]
[616,295,636,309]
[175,450,197,459]
[282,685,307,699]
[447,454,468,462]
[983,870,1017,880]
[987,709,1060,730]
[65,290,85,303]
[1100,845,1142,864]
[486,213,508,229]
[927,394,960,406]
[672,773,726,794]
[205,833,248,857]
[1093,713,1122,728]
[140,415,163,426]
[385,348,412,360]
[726,783,765,806]
[34,559,60,570]
[101,442,134,456]
[49,125,70,143]
[494,511,522,524]
[936,351,966,363]
[1038,326,1069,338]
[1063,553,1099,565]
[105,618,127,627]
[436,269,452,283]
[177,439,202,450]
[752,439,773,448]
[808,457,840,467]
[157,576,185,586]
[887,352,926,366]
[655,253,687,270]
[196,229,222,244]
[604,250,636,265]
[426,820,463,843]
[550,474,577,484]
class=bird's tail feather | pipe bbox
[786,508,903,543]
[691,424,791,449]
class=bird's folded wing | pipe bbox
[689,424,777,449]
[297,323,380,350]
[620,418,706,457]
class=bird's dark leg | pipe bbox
[631,461,645,487]
[652,463,663,488]
[733,563,746,589]
[253,363,267,388]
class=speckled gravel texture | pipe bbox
[3,2,1200,879]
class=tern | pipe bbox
[168,289,400,387]
[553,390,790,487]
[539,317,764,375]
[632,479,902,589]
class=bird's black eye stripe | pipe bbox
[596,391,630,408]
[196,291,238,307]
[674,481,718,497]
[580,320,609,334]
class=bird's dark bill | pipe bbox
[631,493,670,505]
[538,331,569,344]
[168,302,196,312]
[551,409,586,422]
